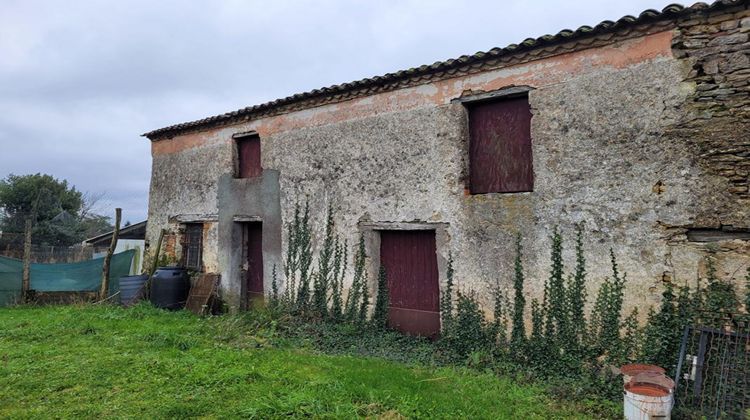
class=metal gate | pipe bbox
[674,318,749,418]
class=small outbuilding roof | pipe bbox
[143,1,743,140]
[84,220,147,247]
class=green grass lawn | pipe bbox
[0,305,597,419]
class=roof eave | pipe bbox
[142,1,743,141]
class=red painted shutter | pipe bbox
[380,230,440,337]
[246,222,264,301]
[468,96,533,194]
[237,136,261,178]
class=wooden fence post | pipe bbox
[100,208,122,300]
[141,228,167,301]
[21,218,32,301]
[150,229,166,277]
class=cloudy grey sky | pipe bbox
[0,0,668,223]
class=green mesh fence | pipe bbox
[0,250,135,306]
[0,257,22,306]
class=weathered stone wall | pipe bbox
[671,7,750,201]
[670,9,750,203]
[145,9,750,317]
[146,140,229,272]
[656,4,750,301]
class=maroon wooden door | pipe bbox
[236,136,261,178]
[245,222,264,306]
[380,230,440,337]
[468,96,533,194]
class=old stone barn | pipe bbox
[144,1,750,335]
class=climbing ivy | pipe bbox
[588,250,626,361]
[294,202,313,311]
[312,205,336,317]
[700,256,739,327]
[270,264,279,309]
[510,234,526,349]
[642,283,680,374]
[618,307,642,364]
[440,253,455,332]
[329,237,347,322]
[528,298,545,365]
[372,266,389,329]
[273,199,750,398]
[565,224,587,355]
[546,228,566,345]
[283,202,301,306]
[492,281,508,347]
[344,235,368,324]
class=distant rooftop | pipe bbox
[84,220,147,247]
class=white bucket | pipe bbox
[624,382,673,420]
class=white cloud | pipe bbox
[0,0,668,221]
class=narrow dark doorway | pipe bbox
[243,222,264,307]
[379,230,440,337]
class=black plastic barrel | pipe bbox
[119,274,149,306]
[150,267,189,310]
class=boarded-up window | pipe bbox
[468,95,533,194]
[182,223,203,271]
[235,135,261,178]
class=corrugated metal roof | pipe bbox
[143,1,745,140]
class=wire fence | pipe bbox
[674,313,749,419]
[0,243,94,264]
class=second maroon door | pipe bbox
[245,222,264,305]
[379,230,440,337]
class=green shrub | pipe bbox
[443,291,491,361]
